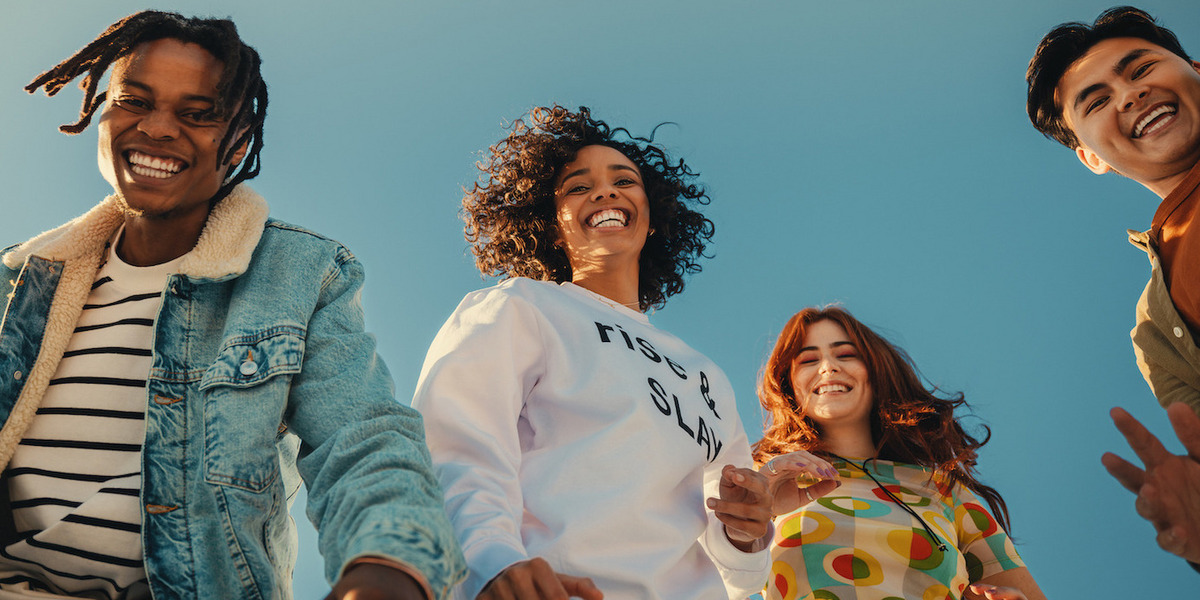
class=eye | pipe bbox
[615,177,637,186]
[1085,96,1109,115]
[836,351,858,360]
[566,183,589,194]
[1132,61,1156,79]
[116,96,150,111]
[796,353,818,365]
[180,110,218,125]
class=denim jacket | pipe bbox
[1128,228,1200,414]
[0,186,464,599]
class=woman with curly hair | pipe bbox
[754,307,1046,600]
[413,106,779,600]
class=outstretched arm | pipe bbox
[1103,403,1200,564]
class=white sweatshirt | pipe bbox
[413,278,769,600]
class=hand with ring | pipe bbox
[760,450,842,516]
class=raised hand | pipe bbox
[1102,403,1200,564]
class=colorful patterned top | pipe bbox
[761,458,1024,600]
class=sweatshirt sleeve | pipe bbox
[698,411,772,597]
[412,287,545,599]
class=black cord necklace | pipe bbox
[829,454,949,552]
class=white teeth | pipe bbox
[587,209,628,228]
[1134,105,1176,138]
[815,384,849,395]
[127,151,183,177]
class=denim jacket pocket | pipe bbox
[199,325,306,493]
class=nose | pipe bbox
[1120,86,1150,112]
[137,109,179,140]
[592,183,618,202]
[818,357,839,374]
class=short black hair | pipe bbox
[26,10,267,204]
[1027,6,1190,148]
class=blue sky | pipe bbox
[4,0,1199,596]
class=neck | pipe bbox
[571,266,641,311]
[118,212,207,267]
[1146,168,1194,199]
[819,424,876,459]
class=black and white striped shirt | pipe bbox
[0,234,182,599]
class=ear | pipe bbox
[1075,145,1112,175]
[1192,60,1200,76]
[229,138,249,168]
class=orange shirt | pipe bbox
[1153,160,1200,337]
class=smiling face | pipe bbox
[553,144,651,275]
[790,320,874,437]
[1056,37,1200,195]
[97,38,245,224]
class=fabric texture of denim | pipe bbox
[0,185,464,600]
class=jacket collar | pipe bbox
[2,184,269,280]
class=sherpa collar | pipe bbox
[3,184,270,280]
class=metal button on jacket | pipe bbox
[239,360,259,376]
[1175,326,1185,339]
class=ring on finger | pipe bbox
[767,461,778,475]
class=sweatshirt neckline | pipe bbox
[559,282,650,323]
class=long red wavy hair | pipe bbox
[752,306,1011,531]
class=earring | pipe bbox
[648,228,656,236]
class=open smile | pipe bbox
[813,382,852,395]
[126,150,188,180]
[1132,103,1178,139]
[586,208,630,229]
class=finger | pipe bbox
[1136,482,1173,532]
[1166,402,1200,459]
[1101,451,1145,493]
[724,467,769,497]
[713,509,771,542]
[967,584,996,599]
[764,451,839,480]
[804,479,842,502]
[529,559,570,599]
[560,575,604,600]
[1157,523,1189,558]
[1111,407,1171,467]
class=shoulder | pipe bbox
[458,277,563,308]
[260,218,356,265]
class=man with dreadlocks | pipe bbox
[0,10,463,599]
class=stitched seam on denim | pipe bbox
[214,485,266,600]
[207,468,278,492]
[205,365,301,388]
[221,325,306,347]
[318,258,344,292]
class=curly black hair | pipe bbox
[25,10,267,205]
[1027,6,1190,148]
[463,106,715,311]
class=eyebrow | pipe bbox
[1072,48,1155,110]
[558,164,641,186]
[120,78,218,105]
[797,341,855,353]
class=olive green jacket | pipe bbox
[1129,229,1200,414]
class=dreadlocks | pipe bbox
[25,10,267,203]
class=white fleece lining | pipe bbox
[0,185,270,470]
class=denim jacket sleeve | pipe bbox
[284,249,465,597]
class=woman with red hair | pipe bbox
[753,307,1046,600]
